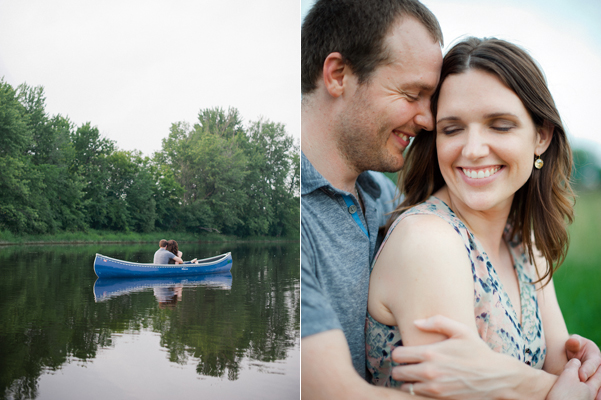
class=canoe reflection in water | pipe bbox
[93,273,233,306]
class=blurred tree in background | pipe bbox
[572,148,601,190]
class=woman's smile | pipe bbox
[436,69,541,212]
[460,165,503,179]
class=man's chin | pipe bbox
[373,156,404,173]
[348,150,404,174]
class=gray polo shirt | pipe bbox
[153,248,175,264]
[301,152,398,379]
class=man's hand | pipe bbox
[547,358,601,400]
[566,335,601,382]
[391,315,555,400]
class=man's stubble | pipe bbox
[335,85,405,175]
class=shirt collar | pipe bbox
[301,151,382,200]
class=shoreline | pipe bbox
[0,233,299,246]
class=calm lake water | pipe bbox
[0,241,300,400]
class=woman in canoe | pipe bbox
[166,240,198,264]
[365,37,591,396]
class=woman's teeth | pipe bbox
[462,166,501,179]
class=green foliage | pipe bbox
[155,107,299,237]
[149,161,184,231]
[0,80,299,239]
[0,81,49,233]
[0,78,31,155]
[240,119,295,237]
[72,122,115,229]
[127,153,158,233]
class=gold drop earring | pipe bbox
[534,154,544,169]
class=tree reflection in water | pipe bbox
[0,242,299,398]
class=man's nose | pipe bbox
[414,100,434,132]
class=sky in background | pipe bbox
[301,0,601,162]
[0,0,300,157]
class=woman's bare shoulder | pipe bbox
[385,212,463,253]
[369,212,477,338]
[372,212,470,283]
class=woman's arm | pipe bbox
[368,214,478,346]
[173,251,184,264]
[533,253,569,375]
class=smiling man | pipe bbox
[301,0,601,399]
[301,0,441,380]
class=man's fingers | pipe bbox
[413,315,475,339]
[391,343,429,364]
[391,363,425,382]
[399,382,425,397]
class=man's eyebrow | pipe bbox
[408,81,437,93]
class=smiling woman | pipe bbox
[435,68,552,213]
[366,37,576,391]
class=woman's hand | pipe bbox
[547,358,601,400]
[565,334,601,382]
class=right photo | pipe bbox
[300,0,601,399]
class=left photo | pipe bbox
[0,1,300,399]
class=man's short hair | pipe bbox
[301,0,443,95]
[159,239,167,248]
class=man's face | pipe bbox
[335,17,443,173]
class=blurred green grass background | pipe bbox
[555,190,601,347]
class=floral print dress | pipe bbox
[366,196,546,387]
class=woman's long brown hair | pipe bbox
[166,240,179,256]
[386,37,575,286]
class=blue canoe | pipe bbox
[93,252,233,278]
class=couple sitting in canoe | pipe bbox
[153,239,199,265]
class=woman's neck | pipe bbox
[434,186,513,261]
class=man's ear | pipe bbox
[535,120,554,155]
[322,52,350,98]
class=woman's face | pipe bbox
[435,69,545,213]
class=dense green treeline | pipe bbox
[0,79,300,237]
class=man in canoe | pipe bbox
[153,239,183,264]
[300,0,601,399]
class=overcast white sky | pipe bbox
[3,1,600,162]
[301,0,601,162]
[0,0,300,157]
